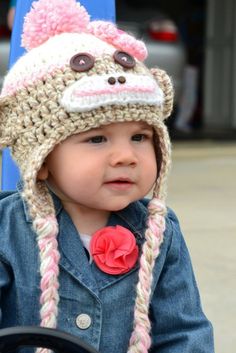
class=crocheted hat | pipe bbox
[0,0,173,352]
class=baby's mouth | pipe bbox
[105,177,133,183]
[104,178,134,190]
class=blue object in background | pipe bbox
[1,0,116,190]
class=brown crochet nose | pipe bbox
[108,76,127,85]
[108,77,116,85]
[118,76,126,84]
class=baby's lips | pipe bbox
[105,177,134,183]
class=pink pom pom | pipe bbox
[88,21,148,61]
[22,0,90,51]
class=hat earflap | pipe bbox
[33,214,60,328]
[27,182,60,353]
[152,121,172,201]
[128,198,166,353]
[0,97,15,149]
[22,172,61,353]
[150,68,174,120]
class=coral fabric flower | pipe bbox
[90,226,139,275]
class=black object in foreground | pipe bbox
[0,326,99,353]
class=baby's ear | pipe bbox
[0,96,15,149]
[150,68,174,120]
[37,163,49,181]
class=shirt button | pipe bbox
[76,314,92,330]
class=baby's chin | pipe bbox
[104,197,143,212]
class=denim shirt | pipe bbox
[0,189,214,353]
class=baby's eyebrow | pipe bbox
[138,123,153,130]
[91,127,103,132]
[80,127,103,135]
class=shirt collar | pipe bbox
[108,199,149,243]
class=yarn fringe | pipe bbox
[34,215,60,353]
[128,198,166,353]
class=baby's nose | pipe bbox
[108,76,126,85]
[110,144,138,167]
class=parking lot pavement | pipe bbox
[1,141,236,352]
[167,141,236,353]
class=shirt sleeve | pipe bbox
[149,209,215,352]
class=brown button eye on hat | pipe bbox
[70,53,95,72]
[113,50,136,69]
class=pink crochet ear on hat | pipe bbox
[21,0,90,51]
[88,21,148,61]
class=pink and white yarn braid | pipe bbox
[33,215,60,353]
[128,198,166,353]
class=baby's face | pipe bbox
[38,121,157,214]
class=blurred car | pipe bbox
[0,39,10,90]
[117,16,186,104]
[0,0,11,90]
[116,0,186,104]
[0,0,7,88]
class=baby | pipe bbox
[0,0,214,352]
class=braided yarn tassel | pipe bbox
[33,215,60,353]
[128,198,166,353]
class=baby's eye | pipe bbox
[132,134,146,142]
[89,136,107,144]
